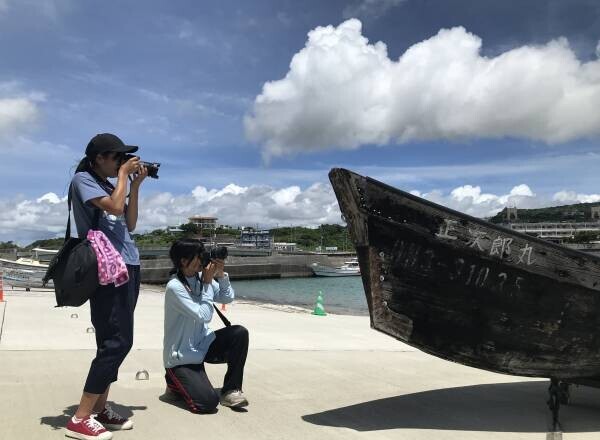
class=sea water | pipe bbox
[232,276,368,315]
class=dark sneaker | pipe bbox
[95,404,133,430]
[220,390,249,408]
[65,415,113,440]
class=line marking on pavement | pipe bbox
[0,301,6,344]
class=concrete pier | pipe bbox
[140,254,350,283]
[1,288,599,439]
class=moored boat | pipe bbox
[311,258,361,277]
[0,248,56,288]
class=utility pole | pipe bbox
[320,224,323,252]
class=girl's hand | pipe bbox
[212,259,225,279]
[131,164,148,188]
[202,261,217,284]
[119,156,140,177]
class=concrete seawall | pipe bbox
[140,254,351,283]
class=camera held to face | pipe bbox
[120,153,161,179]
[201,246,228,268]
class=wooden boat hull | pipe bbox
[329,168,600,381]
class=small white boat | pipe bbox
[0,248,57,289]
[311,259,361,277]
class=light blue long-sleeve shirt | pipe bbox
[163,272,234,368]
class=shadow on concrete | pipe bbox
[39,402,147,430]
[302,381,600,433]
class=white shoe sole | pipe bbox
[65,428,113,440]
[220,399,249,408]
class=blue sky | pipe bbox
[0,0,599,244]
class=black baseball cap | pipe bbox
[85,133,138,157]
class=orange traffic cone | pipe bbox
[0,271,4,302]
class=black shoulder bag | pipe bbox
[43,183,101,307]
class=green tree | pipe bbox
[0,241,18,250]
[26,238,64,250]
[180,223,200,236]
[567,231,599,243]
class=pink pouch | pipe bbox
[87,230,129,287]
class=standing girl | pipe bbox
[65,133,147,440]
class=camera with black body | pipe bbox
[120,153,161,179]
[201,246,228,268]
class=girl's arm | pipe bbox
[90,158,140,216]
[213,274,234,304]
[126,166,147,231]
[167,280,213,322]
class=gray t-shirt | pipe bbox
[71,171,140,266]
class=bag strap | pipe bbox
[212,302,231,327]
[65,183,101,242]
[198,272,231,327]
[87,168,116,193]
[65,183,74,242]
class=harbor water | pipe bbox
[232,276,368,315]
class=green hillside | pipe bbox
[271,224,353,251]
[489,202,600,224]
[15,224,353,252]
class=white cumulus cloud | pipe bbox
[4,181,600,246]
[36,193,63,204]
[421,184,541,218]
[0,97,39,141]
[0,81,44,145]
[245,20,600,159]
[0,183,343,245]
[192,183,248,203]
[270,186,301,205]
[0,193,68,244]
[553,190,600,204]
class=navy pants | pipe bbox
[165,325,249,413]
[84,265,140,394]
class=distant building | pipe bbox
[506,222,600,242]
[506,207,518,221]
[240,230,272,249]
[273,242,297,252]
[316,246,339,253]
[188,216,217,229]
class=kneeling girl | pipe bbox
[163,238,249,412]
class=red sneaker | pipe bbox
[95,404,134,430]
[65,415,113,440]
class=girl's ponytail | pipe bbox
[75,156,91,174]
